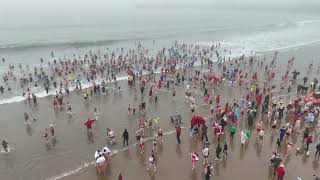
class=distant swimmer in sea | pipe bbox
[1,140,8,152]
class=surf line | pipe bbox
[45,127,185,180]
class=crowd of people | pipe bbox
[1,40,320,179]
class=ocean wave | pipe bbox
[296,19,320,26]
[0,57,219,105]
[0,38,139,52]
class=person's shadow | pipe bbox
[87,131,94,143]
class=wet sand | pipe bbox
[1,43,320,180]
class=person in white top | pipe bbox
[102,146,111,161]
[95,154,106,175]
[202,146,209,164]
[107,128,115,145]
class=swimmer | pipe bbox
[2,140,8,152]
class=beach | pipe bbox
[0,40,320,180]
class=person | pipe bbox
[306,133,313,154]
[240,131,247,146]
[152,138,157,152]
[102,146,111,162]
[191,102,196,113]
[128,104,131,115]
[147,150,156,172]
[122,129,129,146]
[201,124,208,142]
[271,154,282,175]
[315,142,320,159]
[215,144,222,160]
[276,164,285,180]
[223,141,228,158]
[230,125,237,139]
[96,154,106,175]
[155,95,158,103]
[107,128,115,145]
[202,145,209,164]
[132,106,136,115]
[172,89,176,101]
[32,93,37,104]
[139,137,145,154]
[118,173,123,180]
[93,108,99,120]
[286,142,293,157]
[66,102,72,113]
[94,149,101,160]
[204,163,214,180]
[279,126,286,142]
[43,129,49,142]
[176,126,181,144]
[1,140,8,152]
[84,118,95,131]
[49,124,55,138]
[191,151,199,170]
[157,128,163,143]
[303,76,308,85]
[24,112,29,124]
[258,128,265,142]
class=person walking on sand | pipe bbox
[122,129,129,146]
[176,126,181,144]
[49,124,55,138]
[202,145,209,164]
[204,163,214,180]
[24,112,30,124]
[93,107,99,120]
[147,150,156,172]
[240,131,247,146]
[276,164,286,180]
[157,127,163,143]
[191,151,199,170]
[215,144,222,160]
[315,142,320,159]
[223,141,228,158]
[201,124,208,142]
[139,137,145,154]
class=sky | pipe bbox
[0,0,319,28]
